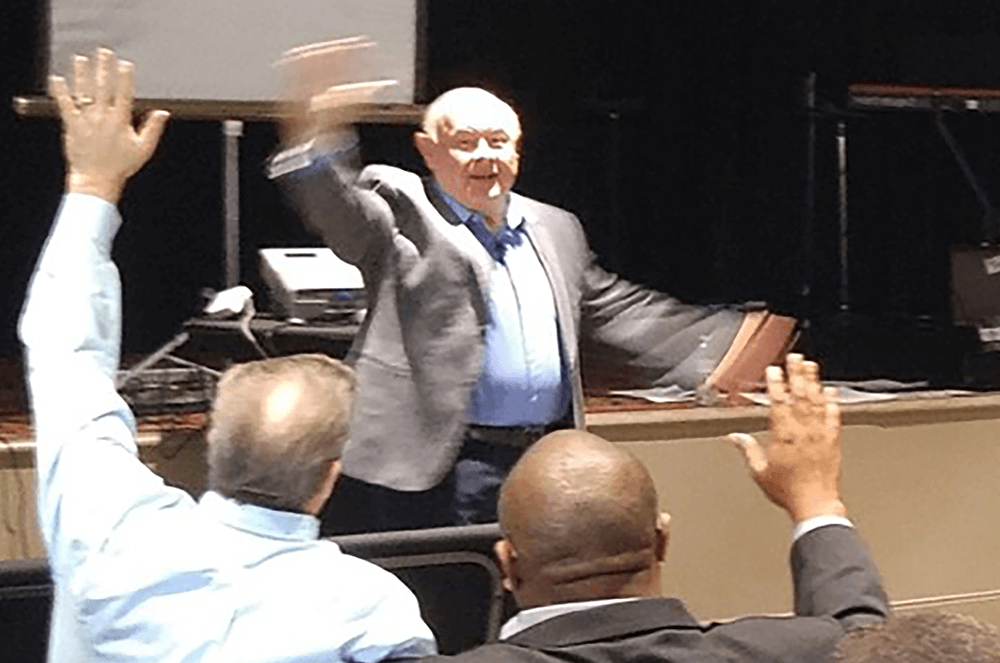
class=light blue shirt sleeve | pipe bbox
[19,194,179,571]
[20,194,192,663]
[20,194,437,663]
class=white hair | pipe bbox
[421,87,521,141]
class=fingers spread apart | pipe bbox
[135,110,171,163]
[765,363,788,404]
[114,60,136,121]
[275,36,375,69]
[55,49,138,117]
[49,75,76,123]
[728,433,768,476]
[94,47,115,108]
[823,385,841,430]
[309,80,398,112]
[72,54,92,105]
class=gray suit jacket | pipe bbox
[421,525,889,663]
[279,160,743,491]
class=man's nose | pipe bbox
[469,138,497,160]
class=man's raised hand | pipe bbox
[729,354,847,522]
[49,48,169,204]
[274,36,396,143]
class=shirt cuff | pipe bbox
[792,514,854,541]
[267,133,360,180]
[60,193,122,257]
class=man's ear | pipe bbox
[655,512,671,562]
[494,538,520,593]
[327,459,342,488]
[303,459,341,516]
[413,131,437,167]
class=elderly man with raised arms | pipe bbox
[20,48,435,662]
[272,40,753,532]
[419,354,889,662]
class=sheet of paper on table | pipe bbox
[739,385,976,406]
[610,383,975,406]
[609,386,696,403]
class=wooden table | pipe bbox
[4,393,1000,624]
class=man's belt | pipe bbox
[463,423,565,448]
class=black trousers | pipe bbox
[319,437,527,535]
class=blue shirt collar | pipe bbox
[432,179,525,231]
[432,180,528,264]
[197,490,320,542]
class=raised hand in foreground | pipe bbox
[49,47,169,204]
[729,353,846,522]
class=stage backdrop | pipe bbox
[48,0,421,103]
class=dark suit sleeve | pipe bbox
[271,146,396,270]
[416,526,888,663]
[791,524,889,629]
[702,524,889,662]
[570,220,744,391]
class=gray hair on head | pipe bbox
[206,354,356,511]
[837,612,1000,663]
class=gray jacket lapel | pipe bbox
[513,195,578,357]
[514,195,585,427]
[422,177,495,302]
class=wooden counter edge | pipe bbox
[0,432,165,466]
[586,392,1000,442]
[3,393,998,453]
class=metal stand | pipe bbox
[115,332,194,390]
[802,74,855,319]
[113,331,221,414]
[836,120,850,312]
[933,112,1000,243]
[222,120,244,288]
[802,72,817,327]
[112,119,242,409]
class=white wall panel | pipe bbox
[50,0,417,102]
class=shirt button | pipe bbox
[529,395,538,403]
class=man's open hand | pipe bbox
[49,48,169,204]
[274,36,395,144]
[729,354,846,522]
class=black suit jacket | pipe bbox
[422,525,888,663]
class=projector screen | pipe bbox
[49,0,421,104]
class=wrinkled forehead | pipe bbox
[432,93,521,139]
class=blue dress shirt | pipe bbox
[435,184,570,427]
[19,194,437,662]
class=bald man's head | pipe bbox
[414,87,521,225]
[496,430,669,608]
[421,87,521,142]
[206,354,356,512]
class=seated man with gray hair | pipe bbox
[19,47,436,662]
[837,612,1000,663]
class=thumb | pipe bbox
[135,110,170,164]
[728,433,768,476]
